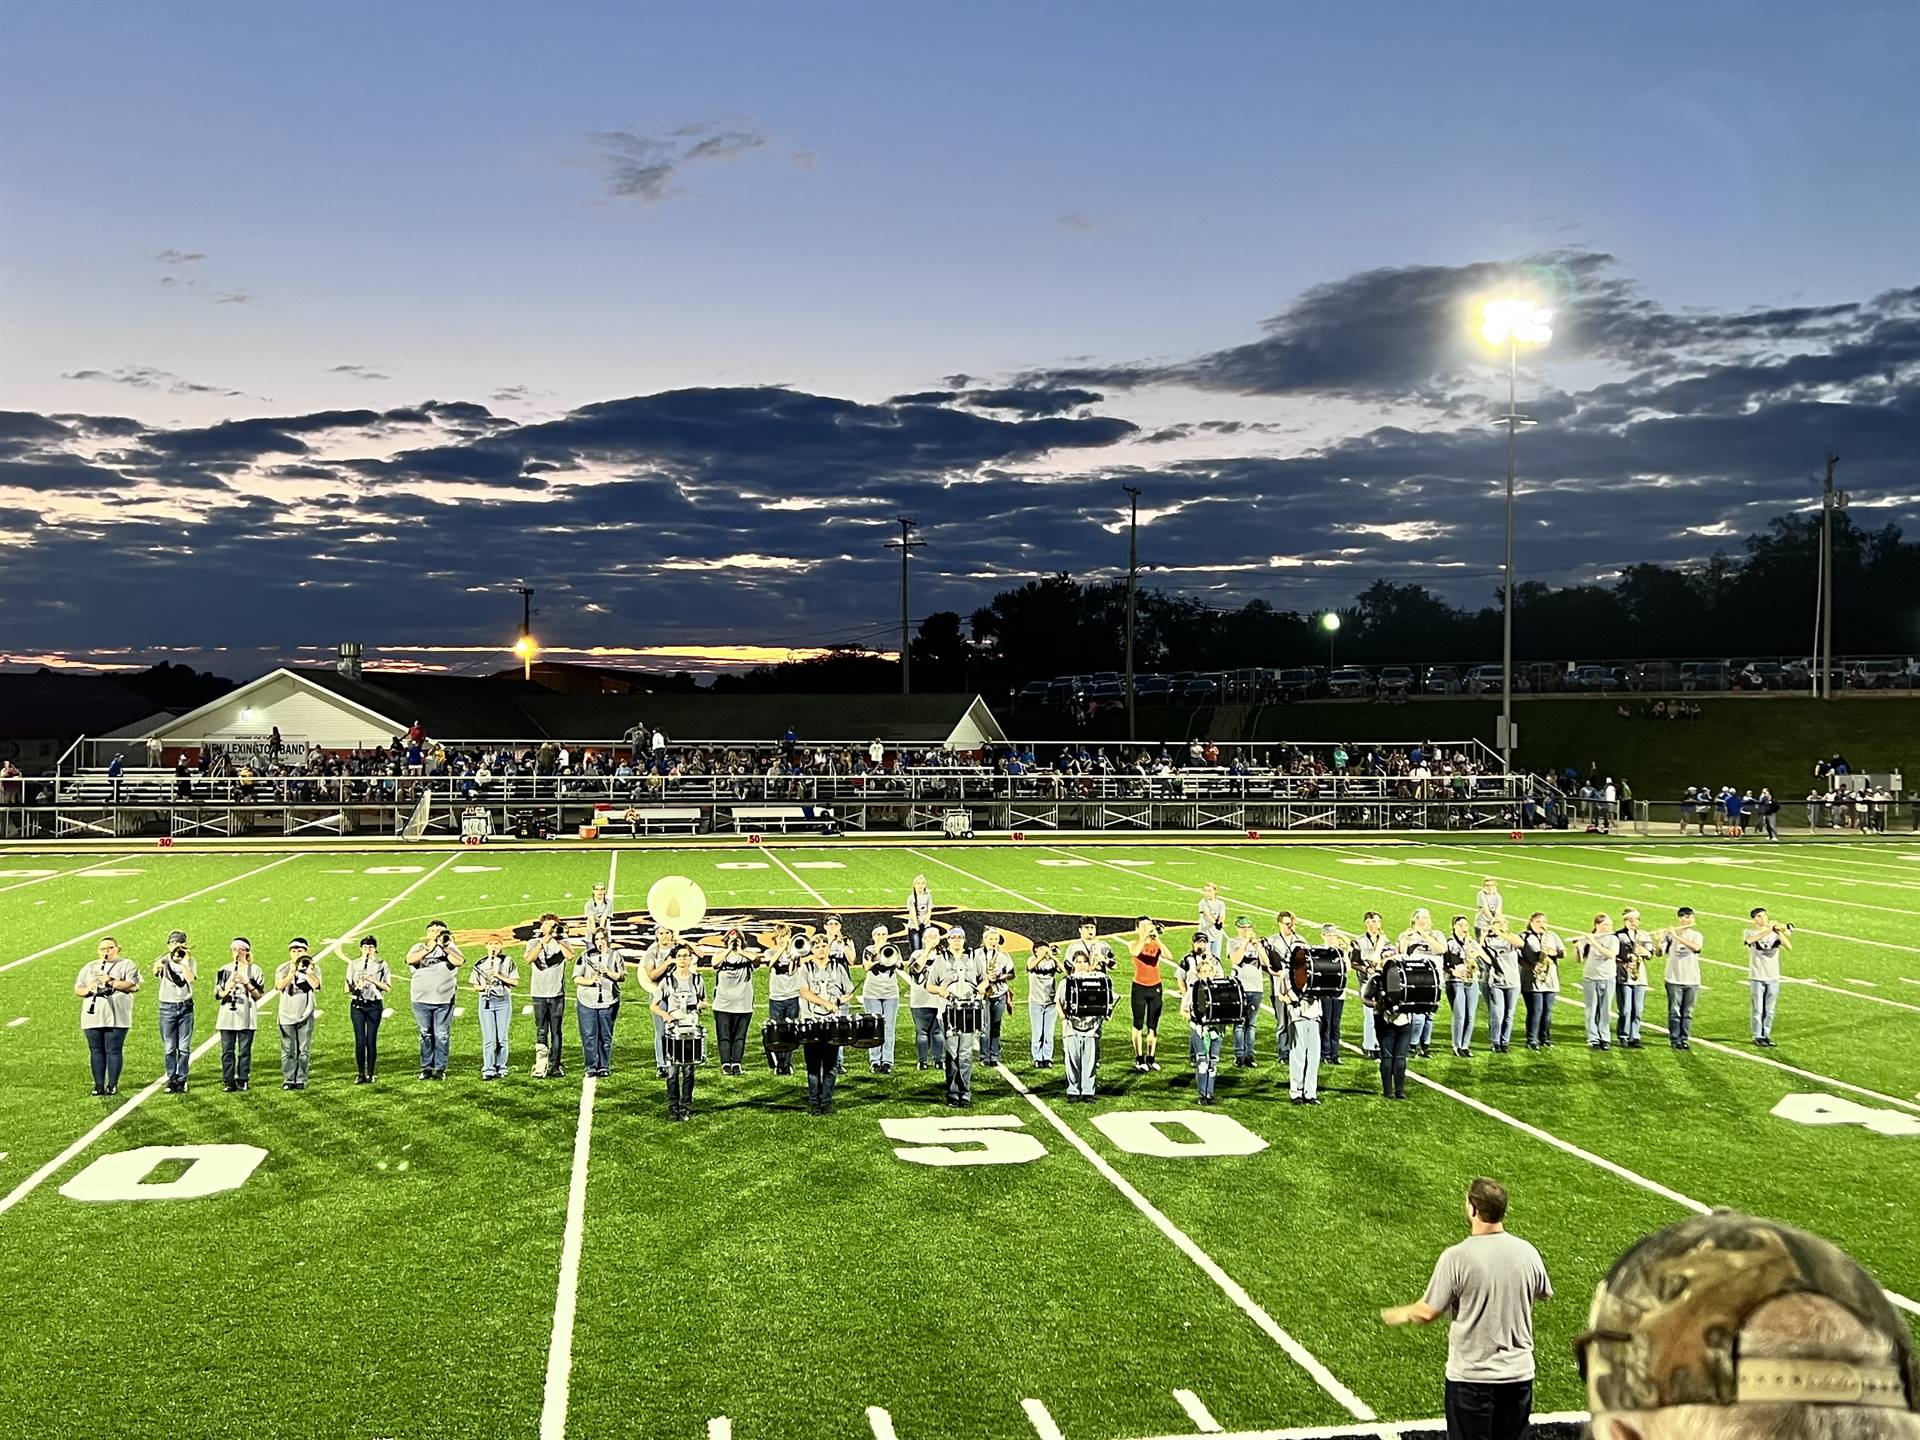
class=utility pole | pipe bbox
[514,586,535,681]
[1123,485,1141,743]
[1819,452,1841,700]
[884,518,924,694]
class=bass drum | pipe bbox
[1290,946,1349,999]
[1061,973,1113,1021]
[1191,977,1248,1027]
[1381,956,1442,1016]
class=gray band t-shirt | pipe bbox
[1419,1231,1552,1383]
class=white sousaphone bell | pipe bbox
[646,874,709,933]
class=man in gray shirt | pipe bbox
[1381,1176,1551,1440]
[152,929,196,1093]
[274,937,321,1090]
[524,914,572,1078]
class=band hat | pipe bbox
[1577,1210,1917,1416]
[1235,916,1254,928]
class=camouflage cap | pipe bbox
[1577,1210,1916,1415]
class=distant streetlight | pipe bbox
[513,632,537,682]
[1321,611,1341,668]
[1479,298,1553,772]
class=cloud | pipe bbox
[212,290,253,305]
[154,249,206,265]
[789,150,816,171]
[491,384,532,404]
[582,120,773,202]
[329,364,391,382]
[1056,212,1096,231]
[61,365,260,400]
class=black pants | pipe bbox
[715,1010,750,1067]
[1319,994,1345,1062]
[533,995,566,1072]
[766,996,799,1074]
[350,999,382,1080]
[804,1042,840,1109]
[1444,1378,1532,1440]
[667,1062,695,1115]
[1377,1021,1411,1097]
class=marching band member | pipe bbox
[1196,882,1227,959]
[1570,913,1620,1050]
[1482,918,1521,1053]
[1228,917,1264,1067]
[1355,912,1389,1059]
[652,945,705,1120]
[470,935,520,1080]
[1396,908,1442,1060]
[1743,906,1791,1047]
[573,923,625,1078]
[1519,913,1562,1050]
[1317,922,1350,1066]
[1264,910,1305,1065]
[904,874,934,955]
[1181,952,1228,1104]
[905,929,946,1073]
[764,922,803,1077]
[1177,929,1212,1082]
[1444,916,1483,1058]
[1026,940,1060,1067]
[928,924,985,1106]
[1661,907,1704,1050]
[821,917,860,1075]
[1361,944,1412,1100]
[1060,943,1106,1103]
[1278,944,1323,1104]
[978,928,1015,1066]
[798,931,855,1115]
[1126,918,1164,1074]
[583,881,613,935]
[860,923,902,1073]
[524,914,573,1079]
[152,928,196,1094]
[641,927,676,1079]
[712,927,761,1076]
[345,934,390,1084]
[1613,908,1653,1049]
[215,937,265,1092]
[75,936,140,1096]
[1473,877,1505,941]
[405,921,464,1081]
[274,937,321,1090]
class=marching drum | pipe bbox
[1191,977,1248,1027]
[824,1012,884,1048]
[665,1027,707,1065]
[1061,973,1113,1021]
[943,999,985,1035]
[1290,946,1349,999]
[1381,956,1442,1016]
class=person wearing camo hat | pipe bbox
[1578,1209,1919,1440]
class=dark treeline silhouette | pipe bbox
[704,510,1920,694]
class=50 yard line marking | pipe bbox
[758,844,832,906]
[539,849,616,1440]
[994,1062,1376,1422]
[0,851,463,1220]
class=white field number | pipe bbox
[60,1144,268,1202]
[883,1110,1266,1166]
[1772,1093,1920,1138]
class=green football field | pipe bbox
[1,835,1917,1440]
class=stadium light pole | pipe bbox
[885,518,924,694]
[514,586,537,681]
[1480,299,1553,772]
[1321,611,1340,668]
[1123,484,1141,743]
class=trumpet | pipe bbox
[1093,940,1116,969]
[789,933,814,960]
[875,943,902,969]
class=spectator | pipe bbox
[146,734,164,768]
[107,753,124,805]
[406,719,425,748]
[1758,787,1780,842]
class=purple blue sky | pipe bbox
[3,0,1917,676]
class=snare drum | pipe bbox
[1290,946,1349,999]
[1061,973,1113,1021]
[1191,977,1247,1027]
[826,1012,884,1049]
[665,1027,707,1065]
[944,998,985,1035]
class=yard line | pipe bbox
[0,856,128,896]
[1346,1039,1920,1321]
[759,845,832,906]
[1121,1412,1589,1440]
[867,1406,898,1440]
[1174,1390,1223,1433]
[0,851,462,1220]
[1197,846,1920,1112]
[1023,1398,1065,1440]
[907,847,1056,911]
[707,1420,731,1440]
[539,849,616,1440]
[0,853,303,974]
[995,1062,1376,1422]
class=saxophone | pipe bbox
[1621,930,1652,985]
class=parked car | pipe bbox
[1043,680,1074,706]
[1016,680,1050,704]
[1736,661,1786,691]
[1848,658,1905,690]
[1377,665,1414,697]
[1180,676,1219,700]
[1274,667,1318,699]
[1465,663,1505,694]
[1523,662,1563,693]
[1680,660,1731,692]
[1133,674,1172,702]
[1568,664,1618,692]
[1326,665,1374,698]
[1628,660,1682,691]
[1422,665,1461,695]
[1086,679,1124,702]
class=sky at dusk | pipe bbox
[3,0,1917,677]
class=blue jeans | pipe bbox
[219,1027,254,1087]
[84,1025,128,1090]
[279,1014,315,1086]
[1524,990,1556,1046]
[667,1061,696,1114]
[1289,1016,1321,1098]
[412,1000,453,1074]
[1063,1025,1099,1096]
[766,996,799,1074]
[350,998,383,1079]
[1377,1021,1411,1096]
[1619,984,1647,1042]
[1582,980,1612,1044]
[1029,1002,1056,1063]
[1750,979,1779,1040]
[1361,1003,1377,1053]
[1274,997,1292,1062]
[910,1005,945,1067]
[867,995,900,1067]
[1319,995,1345,1062]
[158,1000,195,1085]
[1486,986,1516,1048]
[1409,1009,1435,1051]
[651,1008,667,1070]
[944,1030,977,1103]
[1665,983,1699,1045]
[1194,1026,1223,1099]
[1447,980,1480,1051]
[1233,992,1259,1063]
[576,1002,614,1073]
[805,1042,840,1108]
[982,994,1010,1064]
[478,995,512,1077]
